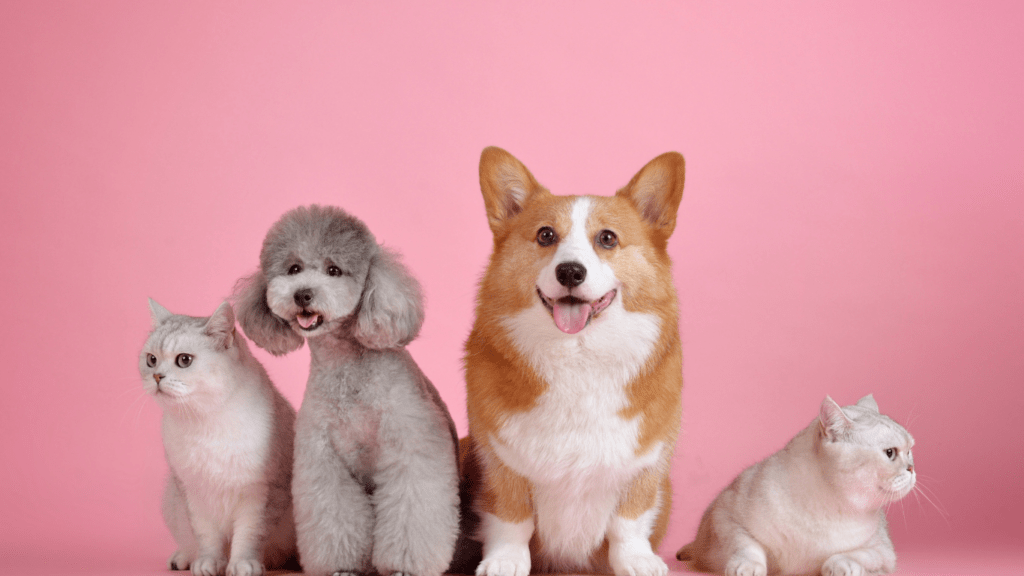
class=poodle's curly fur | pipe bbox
[235,205,460,576]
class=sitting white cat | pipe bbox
[139,300,297,576]
[677,395,915,576]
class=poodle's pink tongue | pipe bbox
[553,301,592,334]
[296,314,320,329]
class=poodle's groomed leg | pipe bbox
[370,423,461,576]
[292,427,373,576]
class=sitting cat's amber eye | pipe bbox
[146,353,157,367]
[176,354,193,368]
[885,448,897,460]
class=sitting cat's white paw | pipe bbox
[476,548,530,576]
[226,558,264,576]
[191,555,227,576]
[823,555,865,576]
[725,557,767,576]
[168,550,192,571]
[610,550,668,576]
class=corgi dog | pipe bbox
[461,147,685,576]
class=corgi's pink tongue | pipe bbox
[553,301,592,334]
[296,314,320,329]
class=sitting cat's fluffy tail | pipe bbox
[676,543,694,561]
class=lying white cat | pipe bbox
[677,395,915,576]
[139,300,297,576]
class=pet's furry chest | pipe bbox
[752,508,881,572]
[163,415,269,490]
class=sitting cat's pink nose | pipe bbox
[153,374,164,384]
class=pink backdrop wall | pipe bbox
[2,2,1021,573]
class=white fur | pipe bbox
[476,514,534,576]
[490,196,664,571]
[607,497,668,576]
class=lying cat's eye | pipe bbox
[885,448,897,460]
[597,229,618,249]
[327,265,343,277]
[176,354,193,368]
[537,226,558,247]
[146,353,157,367]
[288,264,303,275]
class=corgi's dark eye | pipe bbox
[597,230,618,249]
[885,448,897,460]
[327,265,343,277]
[146,354,157,368]
[176,354,193,368]
[288,264,302,275]
[537,226,558,247]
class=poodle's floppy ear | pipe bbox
[232,270,303,356]
[354,246,425,350]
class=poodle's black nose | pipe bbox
[555,261,587,288]
[294,288,314,307]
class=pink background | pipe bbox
[2,2,1021,574]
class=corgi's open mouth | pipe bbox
[537,288,616,334]
[296,311,324,331]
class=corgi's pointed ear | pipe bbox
[617,152,685,239]
[204,301,236,350]
[232,270,304,356]
[148,298,173,326]
[479,146,547,235]
[819,395,853,441]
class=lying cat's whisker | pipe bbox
[912,481,950,526]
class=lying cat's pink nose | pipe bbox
[153,374,164,384]
[907,464,914,473]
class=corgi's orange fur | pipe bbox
[461,147,685,576]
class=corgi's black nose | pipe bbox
[556,261,587,288]
[294,288,314,307]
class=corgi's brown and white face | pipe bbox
[477,147,685,339]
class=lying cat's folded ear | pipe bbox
[856,394,879,413]
[148,298,173,327]
[204,301,236,350]
[819,396,853,441]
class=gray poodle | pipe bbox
[234,205,460,576]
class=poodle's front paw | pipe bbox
[610,550,668,576]
[168,550,192,571]
[226,557,264,576]
[725,556,767,576]
[191,555,227,576]
[823,555,865,576]
[475,547,530,576]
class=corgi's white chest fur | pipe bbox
[494,297,663,565]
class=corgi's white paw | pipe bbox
[611,550,668,576]
[226,557,264,576]
[725,557,767,576]
[475,549,530,576]
[823,555,866,576]
[191,555,226,576]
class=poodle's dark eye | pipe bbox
[288,264,302,275]
[885,448,897,460]
[146,354,157,368]
[327,265,343,277]
[597,230,618,249]
[176,354,193,368]
[537,226,558,247]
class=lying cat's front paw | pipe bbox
[226,558,264,576]
[725,557,767,576]
[191,555,227,576]
[168,550,192,571]
[609,550,668,576]
[823,555,865,576]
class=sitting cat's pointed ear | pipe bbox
[856,394,879,413]
[148,298,173,326]
[204,301,236,350]
[819,396,853,441]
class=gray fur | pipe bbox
[234,205,460,576]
